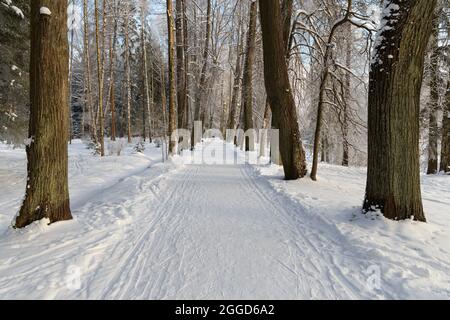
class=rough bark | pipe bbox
[167,0,178,154]
[259,0,307,180]
[363,0,437,222]
[241,1,257,151]
[16,0,72,228]
[282,0,293,54]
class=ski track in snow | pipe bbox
[0,140,449,299]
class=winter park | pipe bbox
[0,0,450,302]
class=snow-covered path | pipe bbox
[1,140,449,299]
[0,141,366,299]
[93,162,366,300]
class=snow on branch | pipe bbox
[2,0,24,19]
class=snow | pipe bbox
[371,2,400,66]
[39,7,51,16]
[10,5,23,19]
[349,17,376,31]
[2,1,24,19]
[256,162,450,299]
[0,139,449,299]
[23,137,33,146]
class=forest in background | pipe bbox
[0,0,449,227]
[1,0,446,168]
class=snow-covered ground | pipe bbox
[0,139,449,299]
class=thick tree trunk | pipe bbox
[440,79,450,173]
[242,1,257,151]
[16,1,72,228]
[167,0,178,154]
[363,0,437,222]
[175,0,186,130]
[259,0,307,180]
[426,18,440,174]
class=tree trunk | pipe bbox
[193,0,212,135]
[426,17,440,174]
[142,87,147,141]
[124,4,132,143]
[363,0,437,222]
[161,61,168,158]
[227,18,244,133]
[83,0,97,144]
[68,11,75,143]
[110,75,116,141]
[167,0,178,154]
[175,0,186,130]
[16,1,72,228]
[94,0,105,156]
[140,3,151,142]
[310,1,352,181]
[219,76,227,135]
[260,98,271,157]
[108,7,118,142]
[242,1,257,151]
[282,0,293,55]
[259,0,307,180]
[342,23,352,167]
[440,79,450,173]
[182,0,190,129]
[141,3,152,142]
